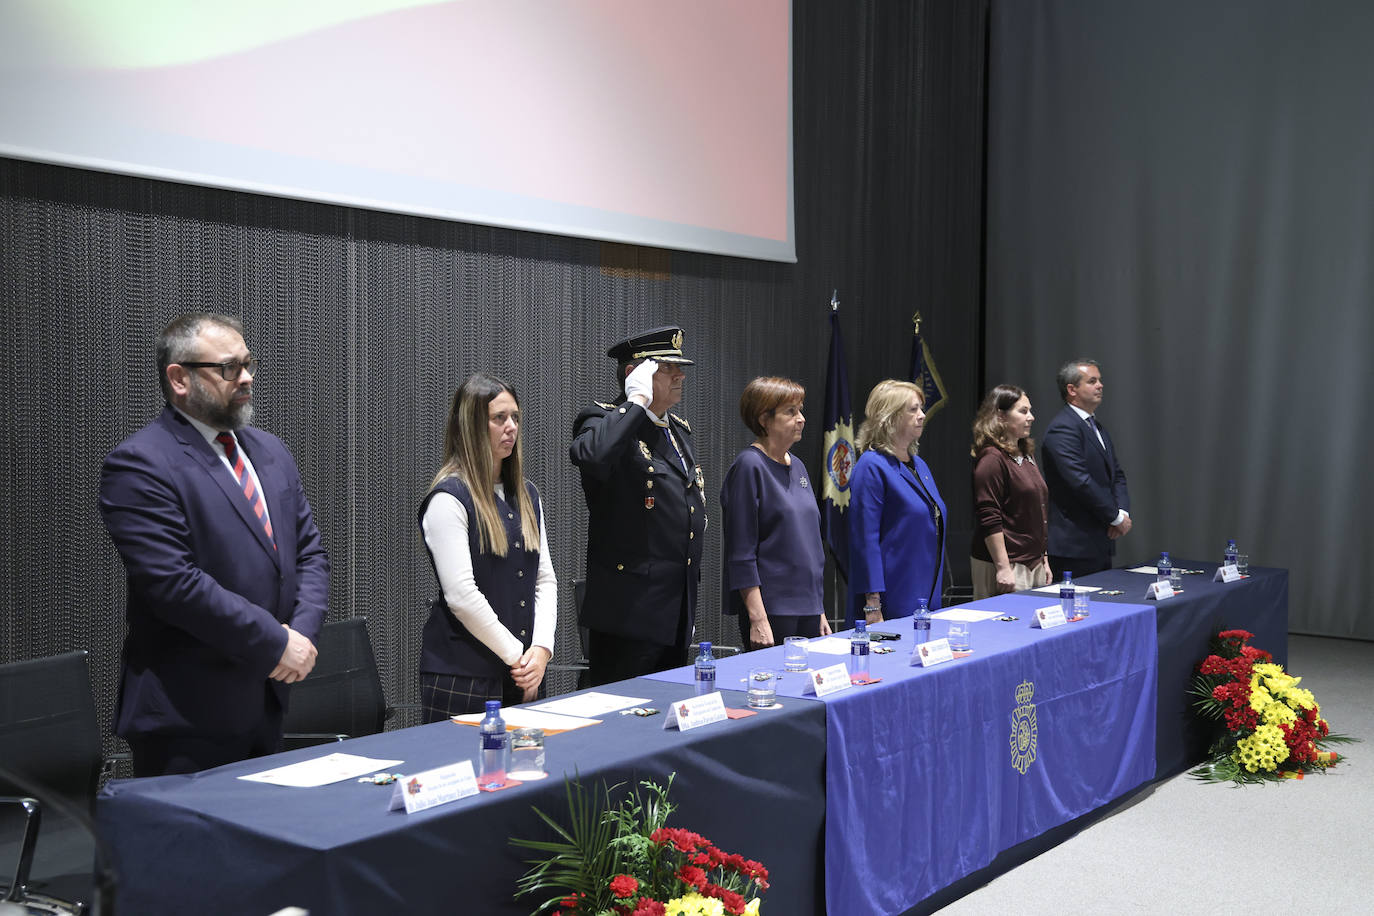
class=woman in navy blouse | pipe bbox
[848,379,947,626]
[720,377,831,649]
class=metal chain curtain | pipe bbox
[0,0,988,752]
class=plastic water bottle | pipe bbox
[694,641,716,696]
[478,700,509,789]
[1156,551,1172,583]
[1224,539,1238,568]
[913,597,931,643]
[1059,571,1075,618]
[850,619,870,678]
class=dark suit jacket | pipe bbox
[570,399,706,646]
[99,406,330,741]
[847,450,947,625]
[1039,404,1130,562]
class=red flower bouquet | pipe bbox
[1189,629,1354,784]
[513,775,769,915]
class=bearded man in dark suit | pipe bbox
[100,313,330,776]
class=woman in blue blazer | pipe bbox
[848,380,947,626]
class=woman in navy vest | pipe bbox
[418,372,557,722]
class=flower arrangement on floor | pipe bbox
[1189,628,1355,784]
[512,774,769,915]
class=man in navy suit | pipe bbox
[100,314,330,776]
[1039,359,1132,578]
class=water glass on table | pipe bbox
[1237,554,1250,576]
[782,636,810,672]
[747,667,778,708]
[1073,590,1091,618]
[507,727,547,781]
[1169,567,1183,590]
[947,622,972,653]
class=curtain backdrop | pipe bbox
[0,0,988,758]
[985,0,1372,638]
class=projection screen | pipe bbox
[0,0,795,262]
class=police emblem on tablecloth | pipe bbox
[1009,680,1038,774]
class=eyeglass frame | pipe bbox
[177,358,259,381]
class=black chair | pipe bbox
[0,649,110,914]
[942,552,974,607]
[281,618,407,750]
[544,579,592,694]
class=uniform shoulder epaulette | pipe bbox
[594,401,616,410]
[670,413,691,432]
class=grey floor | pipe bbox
[939,635,1374,915]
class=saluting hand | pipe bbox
[624,358,658,406]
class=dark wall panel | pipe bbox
[0,1,987,751]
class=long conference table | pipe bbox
[96,563,1286,915]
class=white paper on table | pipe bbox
[450,708,600,733]
[1030,584,1103,594]
[527,691,650,718]
[237,753,405,788]
[930,608,1003,622]
[1124,566,1158,574]
[805,636,855,655]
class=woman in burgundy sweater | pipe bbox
[969,384,1052,599]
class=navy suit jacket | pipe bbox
[1039,404,1130,562]
[100,406,330,741]
[847,450,947,625]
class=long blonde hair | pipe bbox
[432,372,539,556]
[856,379,924,458]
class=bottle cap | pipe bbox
[485,700,501,714]
[854,619,867,633]
[699,641,712,653]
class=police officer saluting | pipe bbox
[570,326,707,685]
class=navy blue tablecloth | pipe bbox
[97,677,826,916]
[1072,562,1288,776]
[649,593,1158,916]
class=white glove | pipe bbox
[624,358,658,406]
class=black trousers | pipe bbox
[1049,554,1111,580]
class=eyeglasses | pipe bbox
[179,358,258,380]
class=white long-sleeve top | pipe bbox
[420,482,557,665]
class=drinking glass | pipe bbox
[747,667,778,708]
[1169,567,1183,590]
[507,728,547,781]
[1237,554,1250,576]
[782,636,810,672]
[1073,590,1091,618]
[947,622,972,653]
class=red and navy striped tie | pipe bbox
[215,432,276,549]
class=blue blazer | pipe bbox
[100,406,330,741]
[1039,404,1130,562]
[847,449,947,624]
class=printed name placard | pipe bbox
[389,760,478,814]
[1214,564,1242,582]
[1031,604,1068,629]
[1145,580,1176,600]
[663,692,728,731]
[803,663,853,697]
[912,638,955,668]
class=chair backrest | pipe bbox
[281,618,387,740]
[0,650,102,811]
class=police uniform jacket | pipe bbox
[570,398,707,646]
